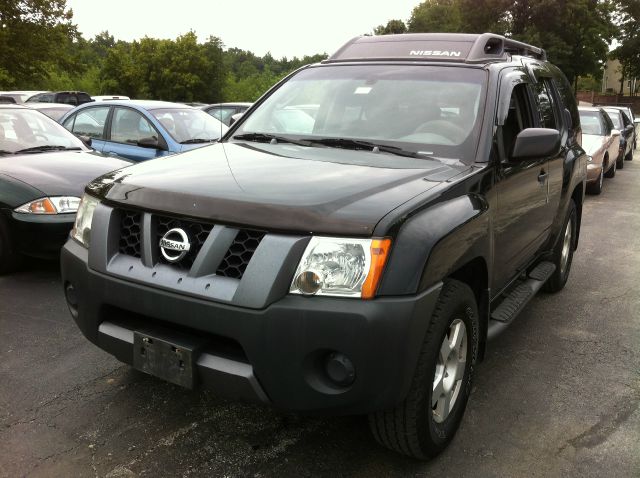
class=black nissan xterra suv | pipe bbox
[61,33,586,460]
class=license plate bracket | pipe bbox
[133,331,202,389]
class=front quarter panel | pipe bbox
[378,191,490,296]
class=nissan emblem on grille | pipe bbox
[159,228,191,263]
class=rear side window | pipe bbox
[77,93,92,104]
[69,106,110,139]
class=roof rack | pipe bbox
[324,33,546,64]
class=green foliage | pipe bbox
[0,0,77,88]
[612,0,640,93]
[577,75,602,91]
[374,20,408,35]
[408,0,464,32]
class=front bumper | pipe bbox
[586,163,603,183]
[5,210,74,258]
[61,239,442,415]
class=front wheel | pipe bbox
[605,157,617,178]
[543,199,577,293]
[369,280,479,460]
[586,169,603,195]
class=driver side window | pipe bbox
[500,84,534,160]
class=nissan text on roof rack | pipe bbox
[61,33,586,460]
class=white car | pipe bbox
[91,95,130,102]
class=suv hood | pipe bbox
[1,151,130,200]
[89,142,468,235]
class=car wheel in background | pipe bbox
[369,279,479,460]
[625,148,633,161]
[587,169,603,195]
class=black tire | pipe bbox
[586,169,603,195]
[625,148,633,161]
[0,216,20,275]
[617,153,624,169]
[543,199,577,293]
[604,157,616,178]
[368,279,479,460]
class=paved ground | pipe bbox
[1,151,639,478]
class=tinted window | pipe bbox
[57,93,77,105]
[70,106,110,139]
[501,84,534,158]
[533,80,557,129]
[111,108,156,144]
[77,93,92,104]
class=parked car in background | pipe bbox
[603,108,634,164]
[26,102,73,121]
[201,102,252,126]
[26,91,93,106]
[91,95,130,102]
[602,106,636,151]
[0,91,46,103]
[0,104,130,273]
[0,95,16,104]
[60,100,228,162]
[578,106,620,194]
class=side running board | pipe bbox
[487,261,555,340]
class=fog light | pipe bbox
[294,270,323,295]
[325,352,355,387]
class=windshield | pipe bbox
[231,64,487,160]
[151,108,228,143]
[0,108,85,154]
[605,111,622,129]
[579,111,605,135]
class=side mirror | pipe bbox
[137,136,161,149]
[511,128,561,160]
[625,124,634,133]
[77,135,92,148]
[611,129,621,137]
[229,113,244,126]
[634,118,640,125]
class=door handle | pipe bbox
[538,171,548,184]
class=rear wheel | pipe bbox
[0,217,20,275]
[544,199,576,293]
[369,280,479,460]
[625,148,633,161]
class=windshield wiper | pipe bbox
[232,133,311,147]
[180,138,217,144]
[303,137,423,158]
[16,145,82,154]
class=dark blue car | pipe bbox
[60,100,228,162]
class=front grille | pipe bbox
[119,211,142,258]
[216,229,265,279]
[156,216,214,270]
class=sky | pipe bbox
[65,0,420,58]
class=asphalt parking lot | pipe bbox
[1,151,639,478]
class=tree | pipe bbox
[408,0,464,32]
[374,19,408,35]
[612,0,640,95]
[0,0,76,88]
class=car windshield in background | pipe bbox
[579,112,604,135]
[605,111,622,129]
[0,109,85,154]
[233,65,487,160]
[151,108,228,144]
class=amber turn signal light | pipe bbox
[361,238,392,299]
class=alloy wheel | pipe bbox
[432,318,467,423]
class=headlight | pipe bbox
[14,196,81,214]
[71,194,100,247]
[290,237,391,299]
